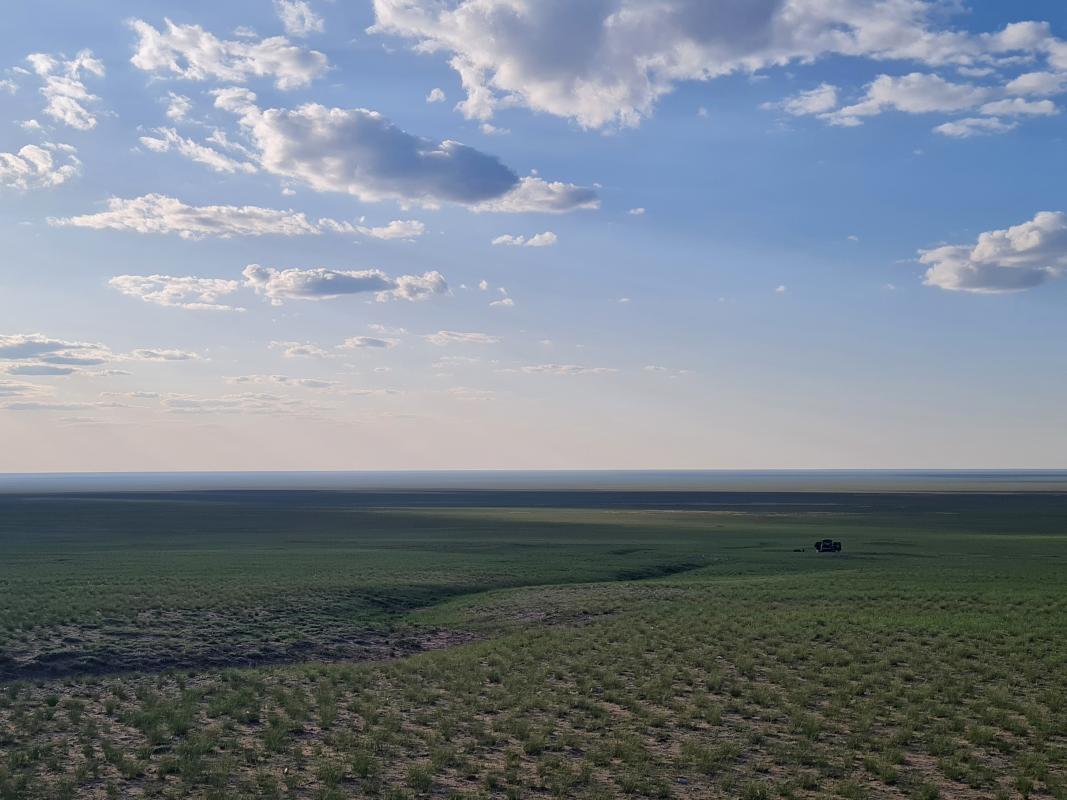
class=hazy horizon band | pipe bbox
[2,469,1067,494]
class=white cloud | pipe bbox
[489,287,514,308]
[0,333,111,366]
[491,231,557,247]
[207,129,256,158]
[426,87,446,103]
[270,340,332,358]
[242,265,447,305]
[139,128,258,174]
[370,1,1067,129]
[5,363,78,376]
[26,50,104,130]
[0,143,80,190]
[933,116,1017,138]
[49,194,358,239]
[356,219,426,240]
[213,90,598,211]
[824,73,991,126]
[512,364,616,375]
[777,83,839,116]
[274,0,324,38]
[165,92,192,121]
[368,324,408,335]
[341,336,398,350]
[390,272,449,301]
[628,207,645,216]
[130,18,327,90]
[473,176,599,214]
[228,374,338,389]
[424,331,500,346]
[920,211,1067,293]
[978,98,1059,116]
[775,284,787,294]
[130,348,201,362]
[1005,71,1067,96]
[0,333,201,377]
[108,274,243,311]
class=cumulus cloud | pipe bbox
[48,194,360,239]
[270,340,332,358]
[0,143,80,190]
[108,274,243,311]
[139,128,258,174]
[978,98,1059,116]
[0,333,200,377]
[1006,72,1067,97]
[26,50,104,130]
[424,331,500,346]
[0,333,110,365]
[391,273,450,302]
[370,1,1067,129]
[274,1,324,38]
[426,87,446,103]
[473,176,599,213]
[356,219,426,240]
[213,89,597,211]
[823,73,992,126]
[933,116,1017,138]
[341,336,398,349]
[129,18,327,90]
[492,231,557,247]
[489,287,514,307]
[228,374,337,389]
[772,69,1062,135]
[242,265,447,305]
[129,348,202,362]
[920,211,1067,293]
[775,83,839,116]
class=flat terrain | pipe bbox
[0,490,1065,799]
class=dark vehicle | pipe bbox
[814,538,842,552]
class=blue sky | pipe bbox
[2,0,1066,470]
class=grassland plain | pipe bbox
[0,490,1065,799]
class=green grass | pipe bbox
[0,490,1065,798]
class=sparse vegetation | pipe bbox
[0,490,1064,798]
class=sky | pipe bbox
[1,0,1066,472]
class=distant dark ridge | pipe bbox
[5,489,1067,515]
